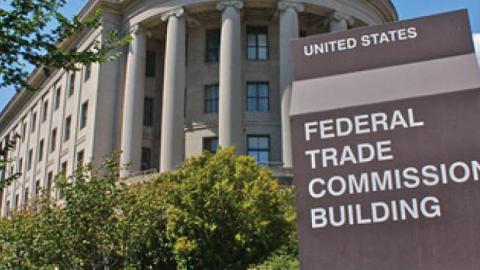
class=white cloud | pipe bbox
[474,33,480,67]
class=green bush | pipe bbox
[249,254,300,270]
[0,148,297,269]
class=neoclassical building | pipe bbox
[0,0,397,216]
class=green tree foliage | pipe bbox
[0,0,130,91]
[0,134,21,189]
[0,148,297,269]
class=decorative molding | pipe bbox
[278,1,304,13]
[328,11,354,26]
[161,7,185,22]
[216,0,244,12]
[129,24,151,37]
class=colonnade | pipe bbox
[120,1,353,177]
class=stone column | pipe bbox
[160,8,186,172]
[217,1,243,149]
[329,11,353,32]
[120,25,146,178]
[279,1,304,168]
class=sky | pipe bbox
[0,0,479,111]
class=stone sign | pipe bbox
[290,10,480,270]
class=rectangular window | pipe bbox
[64,116,71,141]
[38,140,44,162]
[46,172,53,198]
[146,51,157,77]
[42,100,49,122]
[247,135,270,165]
[5,201,10,217]
[35,180,40,197]
[141,147,152,171]
[84,63,91,81]
[14,194,19,211]
[24,188,29,205]
[247,82,269,112]
[22,122,26,141]
[80,101,88,129]
[54,87,61,110]
[61,161,68,174]
[247,26,268,60]
[31,113,37,133]
[206,29,220,62]
[143,98,154,127]
[204,85,219,113]
[27,149,33,171]
[68,73,75,96]
[203,137,219,153]
[77,150,84,167]
[18,158,22,174]
[50,128,57,152]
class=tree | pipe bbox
[0,148,298,269]
[0,0,130,91]
[164,148,297,269]
[0,134,21,189]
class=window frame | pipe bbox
[246,26,269,61]
[80,101,88,129]
[143,97,154,127]
[203,137,219,153]
[68,73,75,96]
[206,28,221,62]
[141,147,152,171]
[247,82,270,112]
[204,84,219,114]
[64,115,71,141]
[247,135,270,165]
[145,50,157,77]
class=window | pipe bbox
[247,26,268,60]
[35,180,40,197]
[18,158,22,173]
[24,188,29,205]
[27,149,33,171]
[204,85,219,113]
[46,172,53,198]
[64,116,71,141]
[247,135,270,165]
[146,51,156,77]
[50,128,57,152]
[80,101,88,129]
[68,73,75,96]
[203,137,219,153]
[14,194,19,211]
[54,87,61,110]
[141,147,152,171]
[206,29,220,62]
[61,161,68,174]
[247,83,269,112]
[42,100,48,122]
[143,98,154,127]
[84,63,91,81]
[5,201,10,217]
[31,112,37,133]
[77,150,84,167]
[38,140,44,161]
[22,122,26,141]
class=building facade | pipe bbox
[0,0,397,216]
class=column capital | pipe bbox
[278,1,304,13]
[161,7,185,22]
[328,11,354,26]
[216,0,244,12]
[129,24,151,37]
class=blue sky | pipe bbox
[1,0,479,111]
